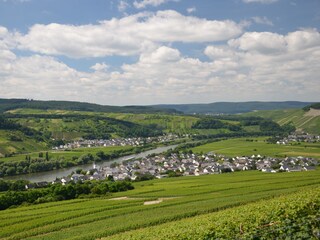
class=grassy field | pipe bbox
[242,109,320,134]
[0,170,319,239]
[191,137,320,159]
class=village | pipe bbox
[51,134,181,150]
[276,132,320,145]
[38,149,318,189]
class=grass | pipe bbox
[0,170,319,239]
[191,137,320,159]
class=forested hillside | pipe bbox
[0,99,179,114]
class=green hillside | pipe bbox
[242,109,320,134]
[0,130,45,157]
[0,170,319,239]
[5,109,245,137]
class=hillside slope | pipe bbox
[0,98,179,114]
[242,109,320,134]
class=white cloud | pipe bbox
[17,10,244,58]
[118,0,130,12]
[187,7,196,13]
[229,29,320,54]
[228,32,286,54]
[91,62,109,72]
[251,16,273,26]
[242,0,278,3]
[133,0,176,9]
[204,46,237,60]
[1,25,319,104]
[285,29,320,51]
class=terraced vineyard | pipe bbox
[0,170,319,239]
[242,108,320,134]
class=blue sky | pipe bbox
[0,0,319,105]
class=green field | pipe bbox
[0,170,319,239]
[192,137,320,159]
[242,109,320,134]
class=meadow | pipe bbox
[192,137,320,159]
[0,170,319,239]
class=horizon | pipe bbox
[0,0,319,105]
[0,97,316,107]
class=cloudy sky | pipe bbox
[0,0,319,105]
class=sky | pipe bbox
[0,0,319,105]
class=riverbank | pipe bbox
[4,145,178,182]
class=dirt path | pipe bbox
[143,197,179,205]
[144,199,163,205]
[304,108,320,117]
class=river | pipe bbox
[5,145,178,183]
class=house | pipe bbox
[261,168,276,173]
[71,173,84,182]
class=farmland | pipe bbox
[0,170,319,239]
[192,137,320,159]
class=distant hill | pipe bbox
[153,101,314,114]
[0,99,180,114]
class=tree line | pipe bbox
[0,179,134,210]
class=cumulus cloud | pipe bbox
[1,25,319,104]
[229,29,320,54]
[17,10,243,58]
[228,32,286,54]
[242,0,278,3]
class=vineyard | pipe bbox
[0,170,319,239]
[242,109,320,134]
